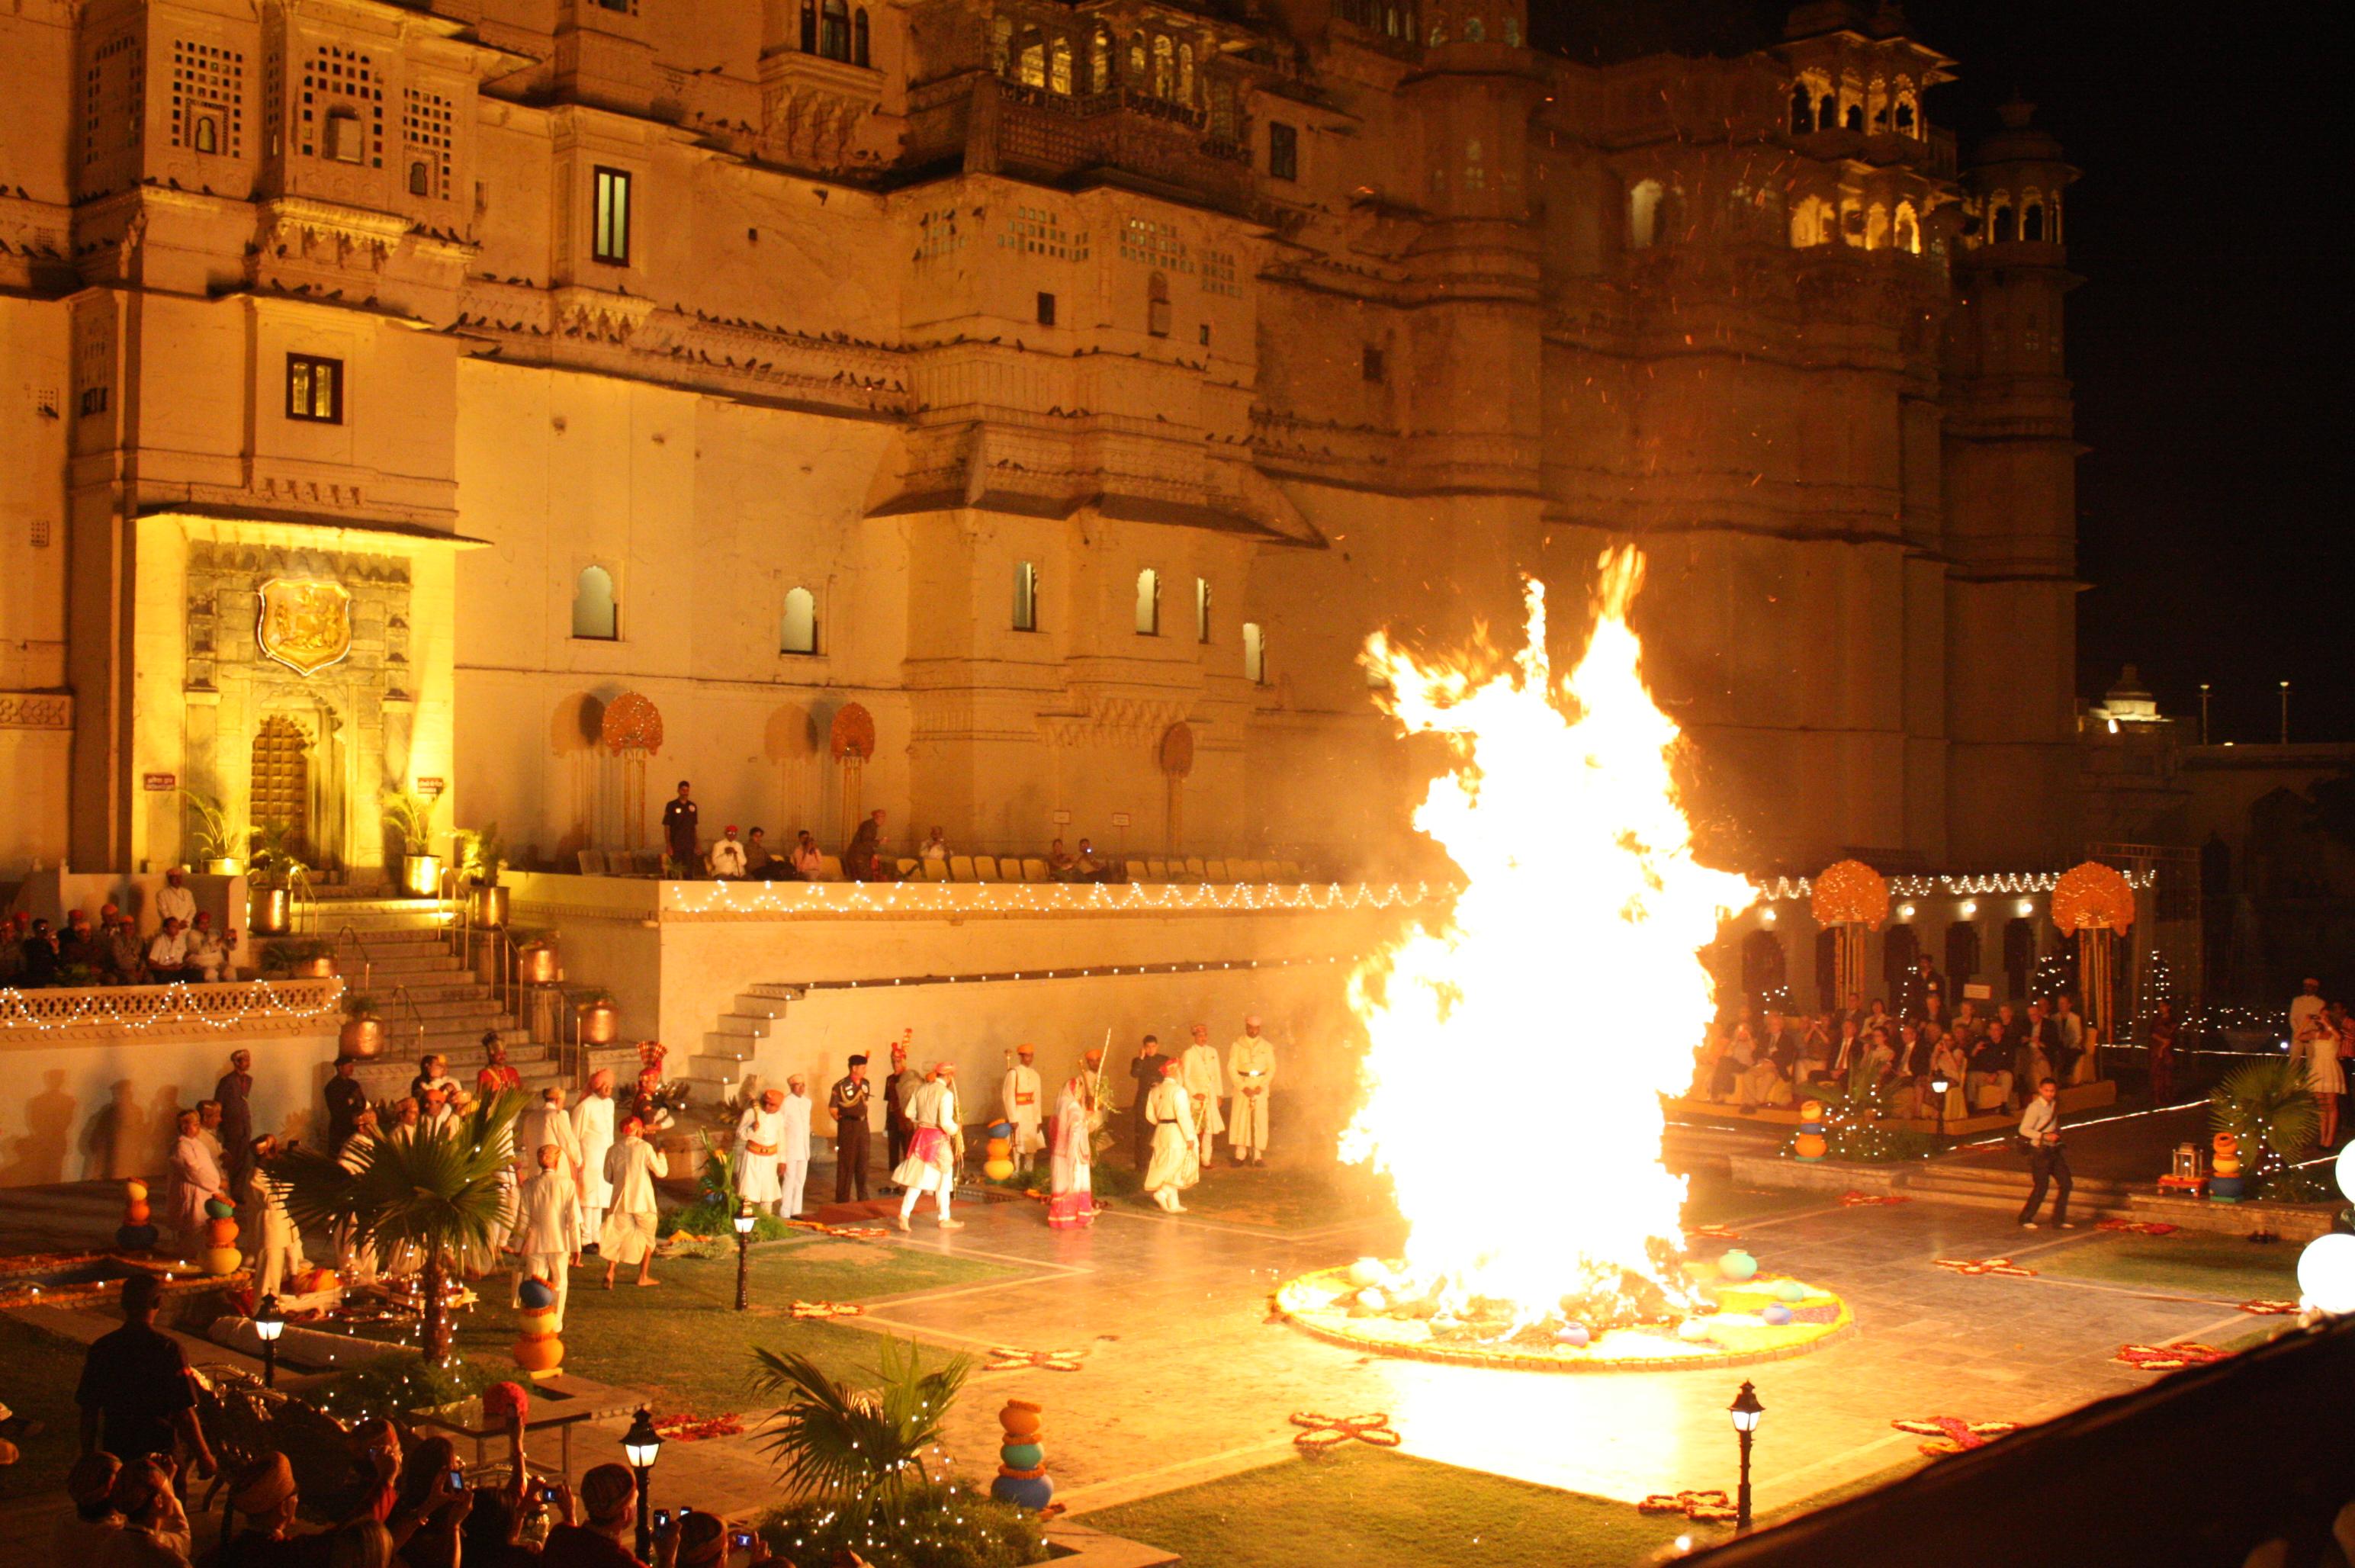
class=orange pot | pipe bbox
[512,1335,565,1373]
[124,1200,151,1226]
[205,1217,240,1247]
[998,1399,1043,1439]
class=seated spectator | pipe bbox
[707,826,747,882]
[213,1451,304,1566]
[145,918,191,983]
[1688,1032,1730,1101]
[1968,1022,2016,1110]
[1798,1013,1834,1083]
[1071,837,1107,882]
[185,914,231,983]
[676,1510,770,1566]
[1929,1032,1971,1119]
[1829,1014,1864,1075]
[920,826,950,866]
[95,1457,193,1566]
[21,917,61,986]
[789,831,823,881]
[103,911,148,986]
[1046,838,1077,879]
[56,1451,124,1558]
[0,912,24,984]
[743,826,775,879]
[58,908,99,972]
[1735,1024,1792,1109]
[1853,1027,1897,1088]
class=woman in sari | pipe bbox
[1048,1072,1096,1229]
[2143,1000,2178,1104]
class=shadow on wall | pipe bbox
[0,1069,79,1187]
[70,1079,190,1182]
[549,692,610,868]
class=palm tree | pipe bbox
[750,1337,969,1522]
[270,1091,523,1361]
[2209,1056,2319,1188]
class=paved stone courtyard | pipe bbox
[0,1146,2292,1566]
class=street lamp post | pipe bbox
[254,1293,285,1389]
[1728,1380,1764,1534]
[733,1201,757,1312]
[1929,1075,1950,1142]
[2280,680,2292,745]
[622,1406,663,1559]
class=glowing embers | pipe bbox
[1274,1259,1852,1373]
[1339,548,1756,1335]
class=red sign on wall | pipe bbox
[143,773,177,791]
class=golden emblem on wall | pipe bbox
[256,578,354,676]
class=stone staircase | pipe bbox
[1894,1158,2141,1220]
[689,985,793,1108]
[310,886,545,1103]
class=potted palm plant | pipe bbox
[2209,1056,2321,1200]
[575,987,618,1045]
[185,791,246,877]
[339,991,384,1058]
[451,823,509,928]
[247,824,310,935]
[268,1091,524,1361]
[383,790,441,898]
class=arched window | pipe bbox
[1789,84,1813,134]
[1865,201,1889,249]
[1126,31,1145,82]
[853,8,869,66]
[1194,577,1212,643]
[1049,37,1071,94]
[802,0,818,53]
[1463,137,1484,191]
[1788,196,1825,248]
[779,586,818,654]
[572,565,618,641]
[1151,34,1173,98]
[1012,561,1039,631]
[1894,98,1916,134]
[990,16,1010,74]
[2046,196,2062,242]
[1881,924,1918,994]
[1018,34,1046,88]
[1817,93,1835,130]
[408,161,429,196]
[2021,201,2045,241]
[1134,568,1161,636]
[1178,42,1194,104]
[2003,917,2037,1003]
[1814,927,1839,1010]
[1209,77,1238,140]
[1242,622,1266,684]
[1090,27,1110,91]
[1428,21,1446,45]
[1944,921,1981,989]
[1893,201,1920,254]
[1741,929,1787,1003]
[1627,178,1663,249]
[819,0,850,61]
[194,115,219,154]
[1991,201,2016,243]
[1842,101,1863,132]
[1146,272,1170,336]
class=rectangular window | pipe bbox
[593,166,632,265]
[1194,577,1212,644]
[1012,561,1039,631]
[79,385,109,416]
[1036,291,1056,326]
[285,354,342,423]
[1242,622,1267,685]
[1362,345,1386,382]
[1268,121,1298,182]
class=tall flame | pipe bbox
[1342,548,1756,1331]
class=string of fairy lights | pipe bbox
[0,978,345,1033]
[802,953,1368,992]
[1753,869,2159,904]
[662,879,1438,918]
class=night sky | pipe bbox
[1531,1,2350,742]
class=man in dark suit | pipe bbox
[1129,1034,1170,1168]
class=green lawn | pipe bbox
[1081,1446,1926,1568]
[0,1314,92,1501]
[1102,1160,1395,1232]
[1682,1178,1830,1230]
[441,1236,1019,1412]
[2029,1231,2301,1303]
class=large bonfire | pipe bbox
[1341,548,1756,1338]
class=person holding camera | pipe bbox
[2016,1077,2074,1230]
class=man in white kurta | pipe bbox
[599,1121,664,1287]
[1142,1066,1197,1212]
[779,1075,813,1219]
[519,1087,583,1188]
[1227,1017,1276,1166]
[169,1110,225,1254]
[247,1138,307,1296]
[573,1071,618,1248]
[734,1089,788,1214]
[155,868,198,928]
[511,1144,583,1329]
[1178,1023,1226,1169]
[1001,1046,1045,1174]
[893,1065,965,1230]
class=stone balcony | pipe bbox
[968,79,1254,213]
[0,977,343,1043]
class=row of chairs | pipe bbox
[575,848,1306,885]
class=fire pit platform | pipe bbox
[1274,1261,1854,1373]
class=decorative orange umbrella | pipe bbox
[2051,861,2135,1065]
[1810,860,1889,1008]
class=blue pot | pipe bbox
[991,1473,1055,1510]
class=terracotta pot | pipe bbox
[124,1200,150,1226]
[340,1018,384,1058]
[578,1001,618,1044]
[472,884,511,928]
[519,943,560,986]
[512,1335,564,1373]
[205,1216,239,1247]
[998,1399,1043,1440]
[400,853,445,899]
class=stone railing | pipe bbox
[506,871,1441,924]
[0,978,345,1042]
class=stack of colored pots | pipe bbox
[1793,1100,1828,1162]
[988,1398,1052,1511]
[512,1275,564,1377]
[2209,1132,2246,1201]
[201,1198,242,1276]
[984,1120,1017,1181]
[115,1180,159,1252]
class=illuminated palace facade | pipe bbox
[0,0,2080,881]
